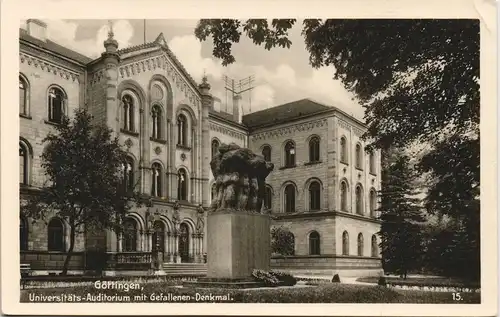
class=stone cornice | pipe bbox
[209,122,246,141]
[118,52,201,110]
[20,41,87,72]
[271,210,381,224]
[20,52,81,83]
[250,118,328,141]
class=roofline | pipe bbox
[245,108,336,131]
[20,38,89,68]
[209,112,249,131]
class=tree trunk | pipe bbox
[61,224,76,275]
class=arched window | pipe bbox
[20,216,28,251]
[309,181,321,211]
[309,136,320,162]
[19,76,28,115]
[371,235,378,257]
[284,141,296,167]
[262,145,271,162]
[309,231,320,255]
[369,150,376,174]
[370,189,377,217]
[47,218,64,251]
[152,221,165,253]
[355,185,363,215]
[123,218,138,252]
[48,87,65,124]
[340,137,348,163]
[19,142,28,185]
[284,184,296,213]
[177,169,188,201]
[355,143,362,169]
[340,181,348,212]
[122,94,134,131]
[264,186,273,210]
[151,105,162,139]
[357,233,364,256]
[211,139,220,159]
[177,114,188,146]
[121,157,134,192]
[342,231,349,255]
[151,163,162,197]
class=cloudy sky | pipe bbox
[21,19,363,120]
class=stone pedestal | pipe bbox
[206,211,270,279]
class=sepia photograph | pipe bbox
[1,0,497,316]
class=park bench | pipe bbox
[20,263,32,289]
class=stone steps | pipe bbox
[162,263,207,276]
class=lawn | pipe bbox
[357,276,480,289]
[21,282,481,303]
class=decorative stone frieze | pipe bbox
[20,53,80,83]
[251,119,327,141]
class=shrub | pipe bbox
[378,276,387,287]
[332,274,341,283]
[252,270,297,287]
[269,270,297,286]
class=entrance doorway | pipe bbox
[178,223,190,262]
[152,221,165,262]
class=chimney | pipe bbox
[232,94,241,123]
[27,19,47,42]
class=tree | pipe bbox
[271,226,295,256]
[377,148,426,278]
[22,108,140,275]
[195,19,480,280]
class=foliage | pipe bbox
[377,149,425,278]
[378,276,387,287]
[21,108,142,275]
[331,274,341,283]
[195,19,480,281]
[269,270,297,286]
[21,282,481,303]
[358,276,480,290]
[270,226,295,256]
[251,269,296,286]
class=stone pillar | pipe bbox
[148,232,153,252]
[140,231,145,251]
[199,77,213,207]
[174,233,181,263]
[117,233,123,252]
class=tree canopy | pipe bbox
[22,108,140,274]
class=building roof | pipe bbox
[20,29,93,65]
[241,98,333,129]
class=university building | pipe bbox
[19,19,382,277]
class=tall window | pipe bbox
[340,137,347,163]
[47,218,64,251]
[121,157,134,192]
[151,163,162,197]
[211,139,220,159]
[284,141,295,167]
[211,183,216,201]
[309,231,320,255]
[20,216,28,251]
[342,231,349,255]
[123,218,137,252]
[284,184,296,213]
[19,142,28,185]
[355,143,362,169]
[369,150,376,174]
[177,114,188,146]
[340,181,348,212]
[264,186,273,210]
[152,221,165,253]
[309,181,321,211]
[309,136,320,162]
[177,169,188,201]
[371,235,378,257]
[355,185,363,215]
[262,145,271,162]
[370,189,377,217]
[48,87,65,124]
[357,233,364,256]
[151,105,162,139]
[19,76,27,115]
[122,95,134,131]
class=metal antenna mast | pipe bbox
[223,74,255,115]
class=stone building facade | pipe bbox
[19,20,381,276]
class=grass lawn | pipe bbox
[21,282,480,303]
[357,276,480,289]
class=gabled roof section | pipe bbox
[117,32,200,94]
[242,98,333,129]
[19,28,93,65]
